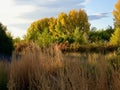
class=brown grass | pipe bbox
[0,60,9,90]
[0,45,120,90]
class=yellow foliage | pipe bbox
[113,0,120,27]
[110,28,120,45]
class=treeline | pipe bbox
[23,9,117,53]
[24,9,114,45]
[1,5,120,56]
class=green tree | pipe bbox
[0,23,14,55]
[73,27,88,44]
[26,18,55,47]
[25,22,40,42]
[37,28,55,47]
[113,0,120,28]
[89,27,114,43]
[26,18,50,41]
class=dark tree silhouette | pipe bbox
[0,23,14,57]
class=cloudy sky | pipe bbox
[0,0,117,38]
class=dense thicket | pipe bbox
[89,26,114,43]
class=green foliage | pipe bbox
[13,37,21,43]
[73,27,88,44]
[0,23,14,56]
[13,37,22,48]
[36,28,55,47]
[68,9,90,33]
[110,28,120,45]
[89,27,114,43]
[25,9,90,47]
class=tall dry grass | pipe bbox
[8,44,63,90]
[0,44,119,90]
[0,60,9,90]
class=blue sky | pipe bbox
[0,0,117,38]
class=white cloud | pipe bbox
[0,0,36,38]
[0,0,92,38]
[9,26,27,38]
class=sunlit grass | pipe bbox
[0,46,120,90]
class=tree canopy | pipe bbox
[25,9,90,47]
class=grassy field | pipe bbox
[0,46,120,90]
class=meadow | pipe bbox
[0,1,120,89]
[0,45,120,90]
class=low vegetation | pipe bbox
[0,45,120,90]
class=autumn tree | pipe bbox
[48,17,57,34]
[26,18,56,47]
[55,9,90,43]
[54,12,70,42]
[110,0,120,46]
[67,9,90,44]
[110,28,120,45]
[113,0,120,28]
[68,9,90,33]
[26,9,90,46]
[26,18,50,41]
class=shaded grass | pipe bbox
[0,60,9,90]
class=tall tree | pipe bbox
[113,0,120,28]
[55,12,69,37]
[78,9,90,33]
[68,9,90,33]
